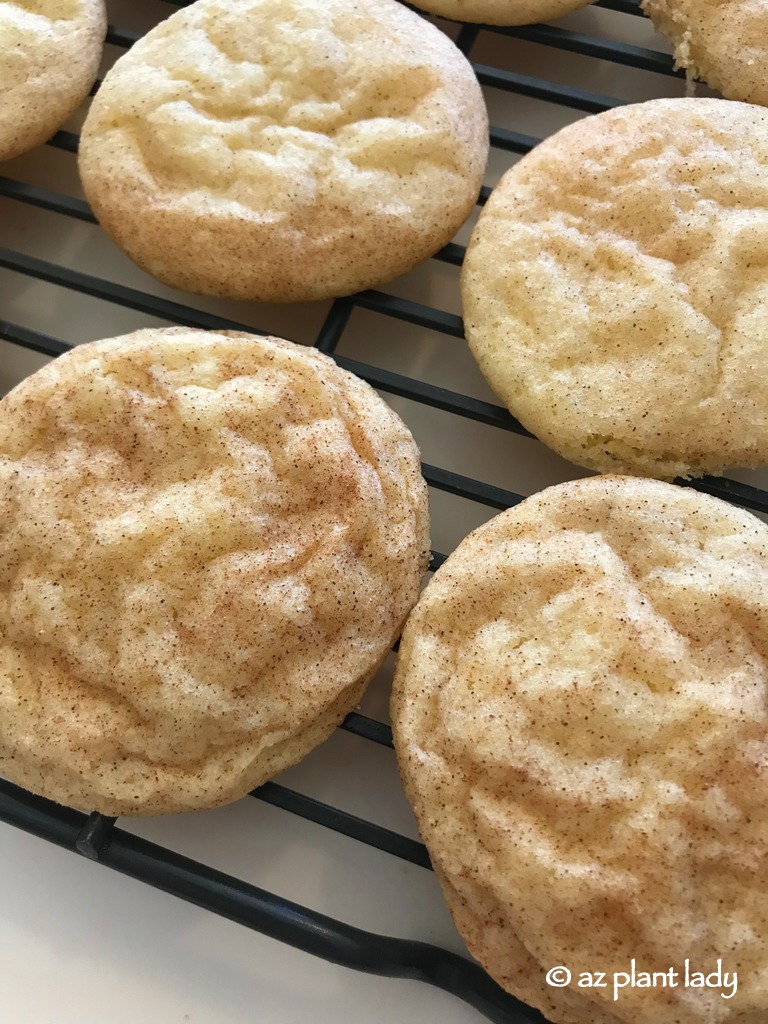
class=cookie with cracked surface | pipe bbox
[78,0,489,303]
[0,0,106,161]
[408,0,592,27]
[462,97,768,480]
[642,0,768,106]
[392,474,768,1024]
[0,327,430,815]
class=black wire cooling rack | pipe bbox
[2,2,768,1022]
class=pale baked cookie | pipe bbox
[392,475,768,1024]
[78,0,489,303]
[642,0,768,106]
[462,98,768,480]
[0,0,106,162]
[409,0,593,27]
[0,328,430,815]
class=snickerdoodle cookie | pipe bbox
[78,0,489,302]
[462,98,768,479]
[0,328,429,815]
[410,0,593,27]
[643,0,768,106]
[392,474,768,1024]
[0,0,105,161]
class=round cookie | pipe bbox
[0,0,106,162]
[462,98,768,480]
[78,0,489,303]
[0,328,430,815]
[642,0,768,107]
[392,475,768,1024]
[409,0,593,27]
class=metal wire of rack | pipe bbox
[2,1,768,1022]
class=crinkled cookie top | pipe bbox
[0,0,105,160]
[393,475,768,1024]
[462,98,768,479]
[79,0,488,301]
[0,329,429,814]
